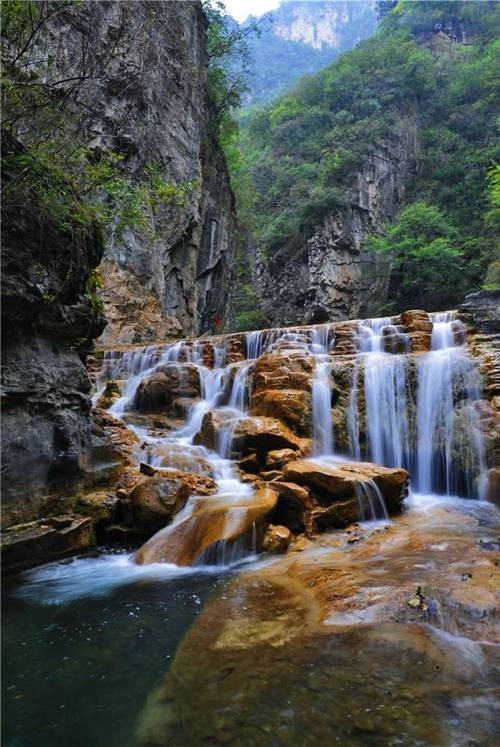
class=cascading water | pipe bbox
[416,312,486,497]
[359,318,411,471]
[92,309,489,571]
[312,357,334,456]
[347,312,487,499]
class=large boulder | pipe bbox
[250,348,313,433]
[134,486,278,566]
[282,459,408,528]
[130,475,191,533]
[134,363,200,413]
[194,410,310,457]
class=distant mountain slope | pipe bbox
[230,0,500,328]
[243,1,377,104]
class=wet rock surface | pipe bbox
[135,486,278,566]
[136,499,500,747]
[1,134,105,527]
[1,516,94,574]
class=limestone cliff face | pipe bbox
[1,135,106,526]
[254,117,419,326]
[46,0,236,344]
[272,0,376,51]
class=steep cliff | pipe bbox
[233,1,499,328]
[243,1,377,104]
[1,134,106,526]
[44,0,237,343]
[254,118,419,326]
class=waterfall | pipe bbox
[312,358,333,456]
[358,318,411,470]
[346,312,486,499]
[416,313,485,497]
[93,310,490,569]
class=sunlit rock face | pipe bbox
[135,500,500,747]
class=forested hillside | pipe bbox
[231,0,499,326]
[242,1,377,105]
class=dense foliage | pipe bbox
[230,0,500,312]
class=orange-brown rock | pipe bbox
[262,524,292,553]
[134,363,200,413]
[282,459,408,515]
[251,389,310,431]
[95,379,121,410]
[238,453,260,474]
[134,486,278,566]
[194,410,310,457]
[331,321,359,356]
[130,475,190,533]
[266,448,298,469]
[270,480,317,534]
[252,349,313,392]
[250,348,313,433]
[97,259,183,347]
[1,515,94,574]
[400,309,432,353]
[83,408,141,490]
[233,417,310,456]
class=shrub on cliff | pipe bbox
[368,202,463,309]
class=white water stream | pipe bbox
[88,311,490,572]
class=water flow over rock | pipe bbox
[94,307,493,566]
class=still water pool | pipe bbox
[2,550,239,747]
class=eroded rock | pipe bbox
[130,475,190,534]
[134,486,278,566]
[262,524,292,553]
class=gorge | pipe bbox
[1,2,499,746]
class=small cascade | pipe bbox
[357,317,411,470]
[312,358,334,456]
[354,479,389,522]
[416,312,485,497]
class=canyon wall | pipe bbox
[254,117,419,326]
[1,134,106,526]
[46,0,237,344]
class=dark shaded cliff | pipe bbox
[1,134,106,525]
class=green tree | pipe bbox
[368,202,464,309]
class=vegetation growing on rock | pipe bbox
[230,0,500,315]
